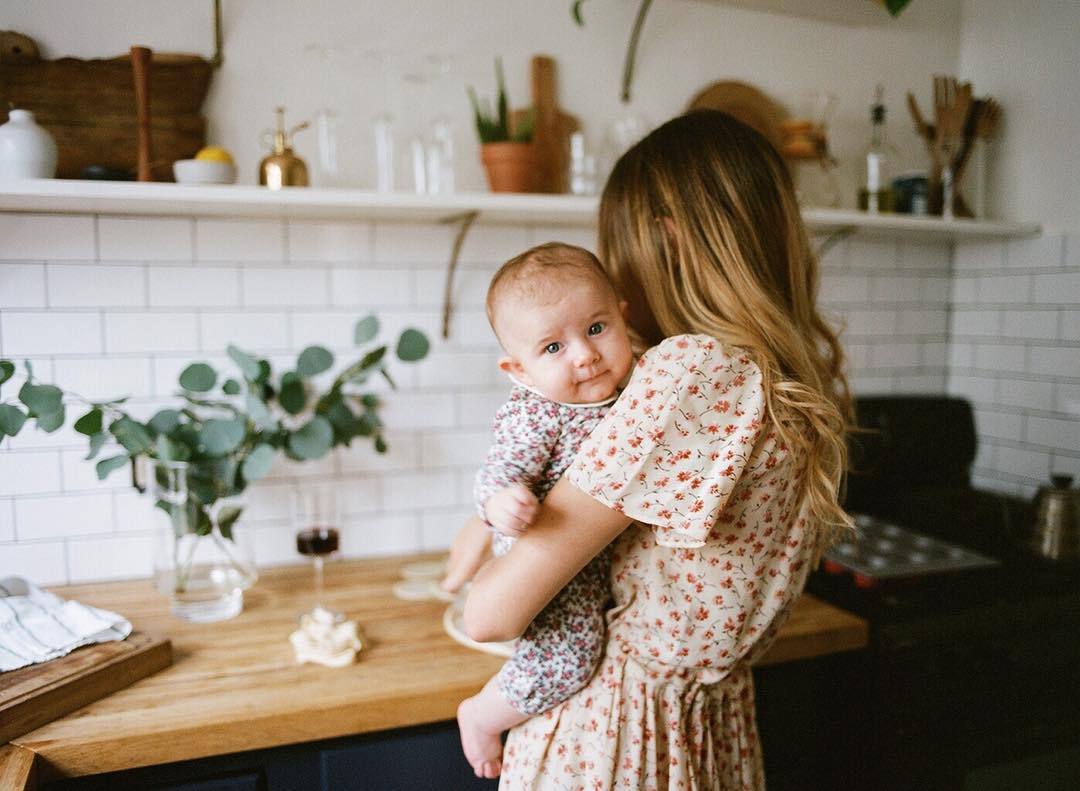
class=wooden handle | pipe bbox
[531,55,556,127]
[130,46,153,182]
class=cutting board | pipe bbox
[0,632,172,744]
[512,55,580,193]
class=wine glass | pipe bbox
[292,484,343,619]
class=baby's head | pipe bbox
[487,242,634,405]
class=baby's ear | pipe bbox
[498,356,531,384]
[619,300,629,319]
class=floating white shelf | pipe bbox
[0,179,1041,240]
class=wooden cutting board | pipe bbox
[512,55,580,193]
[0,632,172,744]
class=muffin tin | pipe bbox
[823,513,999,584]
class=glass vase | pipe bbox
[148,460,258,622]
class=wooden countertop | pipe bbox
[4,553,867,787]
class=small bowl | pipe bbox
[172,159,237,185]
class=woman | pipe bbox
[462,110,853,789]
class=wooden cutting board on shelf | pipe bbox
[0,632,172,744]
[512,55,580,193]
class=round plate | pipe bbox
[442,603,515,658]
[400,560,448,581]
[686,80,787,153]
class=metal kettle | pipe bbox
[1028,475,1080,562]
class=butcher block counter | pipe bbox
[2,553,867,789]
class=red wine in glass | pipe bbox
[296,526,339,611]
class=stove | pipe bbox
[803,396,1080,790]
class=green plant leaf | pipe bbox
[96,454,130,480]
[257,359,272,384]
[191,502,213,536]
[297,346,334,377]
[279,372,306,415]
[148,409,183,436]
[361,393,379,409]
[222,378,242,395]
[0,404,27,436]
[73,408,103,436]
[241,443,275,482]
[375,435,388,454]
[571,0,587,25]
[23,360,33,378]
[354,315,380,345]
[199,417,247,456]
[18,382,62,417]
[179,362,217,393]
[396,328,430,362]
[358,346,387,371]
[111,417,153,454]
[325,399,360,443]
[885,0,911,15]
[287,416,334,460]
[85,431,108,461]
[245,394,277,430]
[0,360,14,387]
[227,345,261,380]
[216,505,243,541]
[155,433,189,462]
[35,404,65,433]
[379,368,397,390]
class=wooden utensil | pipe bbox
[511,55,580,193]
[0,632,171,744]
[130,45,153,182]
[687,80,787,154]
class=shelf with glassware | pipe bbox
[0,179,1041,239]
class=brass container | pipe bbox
[258,106,308,189]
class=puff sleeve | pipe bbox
[567,334,767,548]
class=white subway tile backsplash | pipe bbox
[1,311,102,356]
[897,310,948,336]
[819,274,870,303]
[1028,346,1080,378]
[288,220,371,263]
[1066,235,1080,268]
[892,374,946,394]
[0,215,95,261]
[0,499,13,541]
[382,471,460,510]
[0,264,47,307]
[920,276,951,305]
[379,391,457,430]
[528,226,596,253]
[98,217,192,261]
[1032,272,1080,304]
[1056,383,1080,417]
[66,533,155,582]
[0,541,67,586]
[113,490,155,534]
[421,507,475,551]
[950,276,978,304]
[451,309,500,347]
[846,239,898,269]
[243,267,330,307]
[15,492,114,540]
[1051,453,1080,479]
[340,432,418,474]
[374,222,453,266]
[997,378,1053,410]
[872,276,922,303]
[994,446,1051,481]
[948,342,975,369]
[105,311,199,354]
[52,356,152,402]
[195,219,284,262]
[1061,310,1079,342]
[420,430,491,468]
[922,342,948,368]
[954,240,1005,270]
[950,310,1001,337]
[149,266,239,307]
[1001,309,1059,340]
[459,224,530,266]
[415,268,490,309]
[899,241,951,271]
[973,344,1026,372]
[839,309,898,337]
[458,387,513,429]
[1006,235,1064,270]
[61,448,130,493]
[977,274,1031,304]
[416,351,498,389]
[339,476,381,517]
[252,523,300,567]
[974,409,1023,441]
[948,375,997,404]
[289,311,363,350]
[341,514,421,559]
[330,268,412,308]
[869,343,920,368]
[47,264,146,308]
[1026,416,1080,450]
[200,312,289,353]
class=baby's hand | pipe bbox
[484,484,539,538]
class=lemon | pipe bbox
[195,146,235,166]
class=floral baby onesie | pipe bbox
[475,384,615,715]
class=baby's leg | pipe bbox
[457,675,528,779]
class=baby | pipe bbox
[456,242,635,779]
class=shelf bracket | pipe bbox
[814,226,856,261]
[441,210,480,339]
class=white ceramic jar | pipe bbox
[0,110,59,179]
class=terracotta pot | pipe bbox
[480,141,540,193]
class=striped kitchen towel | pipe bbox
[0,577,132,672]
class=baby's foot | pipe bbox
[457,696,504,778]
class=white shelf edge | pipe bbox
[0,180,1042,239]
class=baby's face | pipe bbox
[497,278,634,404]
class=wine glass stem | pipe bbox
[313,556,324,609]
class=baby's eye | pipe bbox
[587,322,605,336]
[544,342,561,354]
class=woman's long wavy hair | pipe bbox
[598,109,854,544]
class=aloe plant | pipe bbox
[467,56,534,144]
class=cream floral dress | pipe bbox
[499,334,819,791]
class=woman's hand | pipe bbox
[463,477,631,643]
[440,516,493,594]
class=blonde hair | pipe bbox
[598,110,853,544]
[486,242,615,338]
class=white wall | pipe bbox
[4,0,960,202]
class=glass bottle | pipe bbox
[858,85,895,213]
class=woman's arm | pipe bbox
[463,477,632,643]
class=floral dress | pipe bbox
[499,335,819,791]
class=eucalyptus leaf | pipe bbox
[199,417,247,456]
[85,431,108,461]
[0,404,27,436]
[0,360,14,386]
[96,454,130,480]
[179,363,217,393]
[375,435,388,454]
[111,417,153,454]
[257,359,272,384]
[379,368,397,389]
[361,394,379,409]
[396,328,430,362]
[354,315,379,345]
[148,409,183,436]
[35,404,65,433]
[222,378,242,395]
[358,346,387,371]
[227,345,261,380]
[279,372,306,415]
[325,400,360,443]
[18,382,62,417]
[73,408,103,436]
[241,443,275,482]
[216,505,243,541]
[297,346,334,377]
[245,394,277,430]
[287,416,334,460]
[155,433,189,463]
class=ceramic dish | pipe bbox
[172,159,237,185]
[442,600,515,658]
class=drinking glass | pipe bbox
[292,484,342,617]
